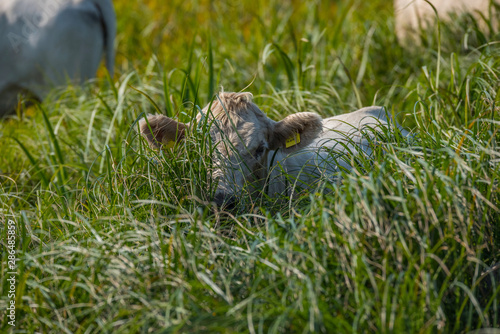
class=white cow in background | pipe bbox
[395,0,499,42]
[0,0,116,117]
[140,92,409,207]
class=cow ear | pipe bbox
[269,112,322,152]
[140,115,187,149]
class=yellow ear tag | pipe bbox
[285,133,300,148]
[163,140,175,149]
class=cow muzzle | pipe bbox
[214,192,236,210]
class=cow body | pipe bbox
[265,106,409,196]
[140,92,409,206]
[394,0,498,42]
[0,0,116,117]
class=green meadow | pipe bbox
[1,0,499,332]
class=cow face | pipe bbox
[140,92,322,207]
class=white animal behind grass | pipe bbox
[394,0,499,42]
[0,0,116,117]
[140,92,410,207]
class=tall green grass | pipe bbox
[0,0,499,332]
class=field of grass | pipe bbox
[1,0,499,332]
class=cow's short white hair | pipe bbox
[141,92,409,208]
[395,0,498,42]
[0,0,116,117]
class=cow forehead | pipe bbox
[199,95,274,149]
[213,113,271,151]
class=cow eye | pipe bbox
[255,145,265,156]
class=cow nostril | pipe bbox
[214,193,236,210]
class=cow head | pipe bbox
[140,92,322,207]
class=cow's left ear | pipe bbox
[140,115,187,149]
[269,112,322,152]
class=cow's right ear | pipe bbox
[139,115,187,149]
[269,112,323,152]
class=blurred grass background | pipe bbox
[0,0,499,333]
[112,0,404,112]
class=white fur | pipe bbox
[394,0,498,42]
[141,93,410,205]
[0,0,116,116]
[266,107,409,195]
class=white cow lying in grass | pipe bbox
[0,0,116,117]
[395,0,499,42]
[140,92,409,207]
